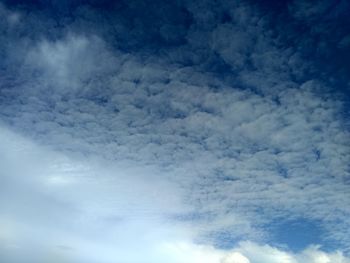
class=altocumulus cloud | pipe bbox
[0,0,349,262]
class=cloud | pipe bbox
[159,241,350,263]
[0,129,348,263]
[0,125,192,263]
[0,0,349,261]
[24,34,119,92]
[232,242,350,263]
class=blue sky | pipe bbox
[0,0,349,262]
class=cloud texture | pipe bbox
[0,0,349,262]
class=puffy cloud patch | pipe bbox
[25,35,114,90]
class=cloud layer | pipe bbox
[0,0,349,261]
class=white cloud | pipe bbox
[222,252,250,263]
[25,34,119,91]
[157,241,350,263]
[2,29,350,250]
[0,0,349,259]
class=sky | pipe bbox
[0,0,349,262]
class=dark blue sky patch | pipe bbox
[263,0,350,95]
[268,218,337,252]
